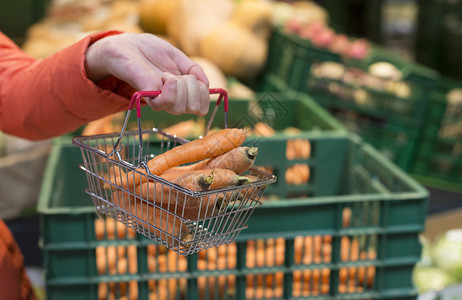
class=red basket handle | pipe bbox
[110,88,229,164]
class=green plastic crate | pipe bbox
[261,74,421,171]
[101,92,346,136]
[263,27,438,128]
[411,77,462,193]
[38,130,428,300]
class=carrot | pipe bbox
[112,190,193,247]
[340,236,350,262]
[350,238,359,261]
[166,168,251,190]
[343,207,352,228]
[254,122,275,137]
[162,119,202,138]
[302,236,313,265]
[94,218,105,240]
[98,282,108,300]
[162,146,258,176]
[121,172,214,211]
[118,128,247,189]
[179,191,242,221]
[313,235,322,264]
[82,114,116,136]
[96,246,107,275]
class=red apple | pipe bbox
[298,20,325,39]
[311,27,335,48]
[328,34,350,54]
[285,18,302,34]
[345,39,370,60]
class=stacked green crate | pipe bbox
[39,130,428,300]
[411,77,462,193]
[261,27,438,170]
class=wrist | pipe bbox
[84,31,123,82]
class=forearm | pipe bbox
[0,31,130,140]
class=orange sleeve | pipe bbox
[0,30,135,140]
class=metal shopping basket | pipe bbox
[72,88,276,255]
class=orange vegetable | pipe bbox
[98,282,108,300]
[96,246,107,275]
[118,172,214,210]
[129,280,138,300]
[118,257,128,274]
[340,236,350,262]
[94,218,105,240]
[313,235,322,264]
[82,114,116,136]
[350,238,359,261]
[253,122,275,137]
[119,128,247,188]
[162,146,258,176]
[343,207,352,228]
[166,168,251,190]
[112,191,193,247]
[117,245,126,258]
[106,246,117,275]
[127,245,137,274]
[162,119,201,138]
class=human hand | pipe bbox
[84,33,210,116]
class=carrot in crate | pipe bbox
[339,267,348,293]
[127,245,137,274]
[118,257,128,274]
[313,235,323,264]
[117,128,247,188]
[275,238,285,266]
[322,235,333,263]
[95,218,105,240]
[98,282,108,300]
[312,269,321,296]
[350,238,360,261]
[256,239,266,267]
[302,269,311,296]
[198,276,207,300]
[292,279,302,297]
[106,217,116,240]
[129,280,138,300]
[294,236,303,264]
[343,207,352,228]
[107,246,117,275]
[266,238,275,267]
[340,236,350,262]
[162,119,202,138]
[96,246,107,275]
[254,122,275,137]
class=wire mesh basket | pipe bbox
[72,89,276,255]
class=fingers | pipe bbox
[146,73,210,116]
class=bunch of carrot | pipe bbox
[146,244,188,300]
[104,128,264,247]
[94,218,138,300]
[92,215,377,300]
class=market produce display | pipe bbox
[92,207,377,300]
[15,1,455,300]
[414,231,462,294]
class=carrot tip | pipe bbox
[246,147,259,160]
[236,176,252,186]
[181,231,194,245]
[198,175,214,190]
